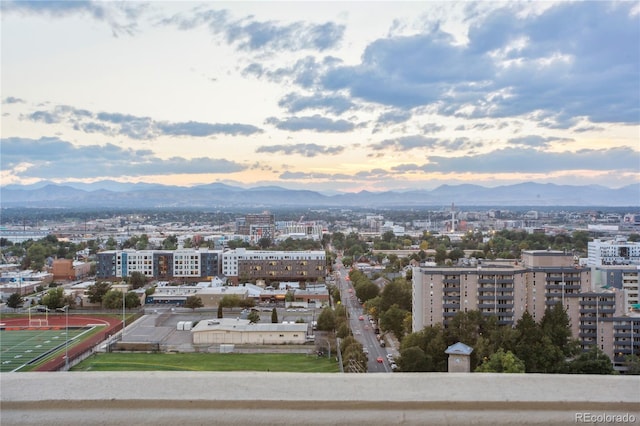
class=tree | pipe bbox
[87,281,111,304]
[257,237,272,249]
[102,289,123,309]
[217,304,223,319]
[565,347,614,374]
[475,349,525,373]
[398,346,430,372]
[26,243,47,271]
[162,235,178,250]
[316,307,336,331]
[219,294,242,308]
[105,237,118,250]
[6,292,24,310]
[540,303,575,357]
[623,354,640,375]
[125,291,141,309]
[271,307,278,323]
[129,271,147,289]
[42,287,65,310]
[380,304,408,341]
[184,296,204,310]
[247,310,260,323]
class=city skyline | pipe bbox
[1,1,639,193]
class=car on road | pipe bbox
[376,356,384,363]
[363,347,369,355]
[358,315,364,320]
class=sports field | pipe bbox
[73,352,340,372]
[0,327,92,372]
[0,314,123,371]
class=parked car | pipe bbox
[376,356,384,363]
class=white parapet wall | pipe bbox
[1,372,639,425]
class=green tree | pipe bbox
[217,304,223,319]
[26,243,47,271]
[271,307,278,323]
[102,289,123,309]
[105,237,118,250]
[6,292,24,310]
[379,278,412,312]
[128,271,147,289]
[257,237,272,249]
[475,349,525,373]
[380,304,408,341]
[623,354,640,375]
[162,235,178,250]
[316,307,336,331]
[565,347,614,374]
[219,294,242,308]
[247,310,260,323]
[87,281,111,304]
[184,296,204,310]
[398,346,430,371]
[400,324,448,372]
[336,322,351,339]
[125,291,141,309]
[135,234,149,250]
[540,303,575,357]
[42,287,65,310]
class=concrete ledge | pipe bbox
[2,372,639,425]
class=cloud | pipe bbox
[23,105,262,139]
[156,121,263,137]
[392,147,640,174]
[266,115,355,132]
[243,56,342,88]
[1,137,247,180]
[369,135,482,152]
[278,92,354,115]
[3,96,25,104]
[279,171,353,180]
[508,135,571,148]
[376,110,412,125]
[256,143,345,157]
[162,8,344,52]
[0,1,145,37]
[315,2,639,125]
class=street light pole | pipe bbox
[58,305,69,370]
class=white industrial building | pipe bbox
[191,318,308,345]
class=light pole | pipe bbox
[58,305,69,370]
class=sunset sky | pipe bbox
[1,1,639,193]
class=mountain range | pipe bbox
[1,181,638,209]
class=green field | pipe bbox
[73,352,340,372]
[0,328,90,372]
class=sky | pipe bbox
[1,1,639,194]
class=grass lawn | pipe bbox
[72,352,340,372]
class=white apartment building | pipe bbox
[587,237,640,266]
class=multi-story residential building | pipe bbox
[412,250,639,373]
[587,237,640,266]
[97,249,221,281]
[236,213,275,243]
[97,248,326,285]
[223,248,326,285]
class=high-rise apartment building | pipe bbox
[412,250,639,373]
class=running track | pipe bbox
[2,314,122,371]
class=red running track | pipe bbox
[2,315,123,371]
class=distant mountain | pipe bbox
[0,181,638,208]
